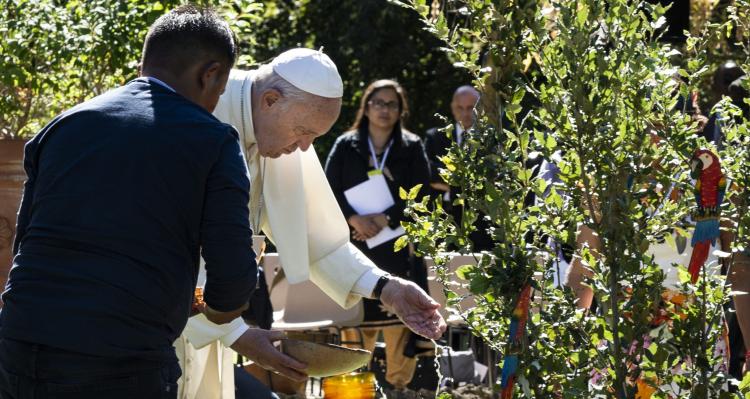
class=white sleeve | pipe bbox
[262,148,384,308]
[351,267,389,298]
[183,314,249,349]
[308,242,380,308]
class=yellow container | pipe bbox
[322,372,376,399]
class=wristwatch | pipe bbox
[372,274,391,300]
[385,214,398,229]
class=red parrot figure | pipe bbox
[688,149,726,283]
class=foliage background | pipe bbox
[396,0,750,397]
[0,0,471,161]
[3,0,750,397]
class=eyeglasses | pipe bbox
[367,99,400,112]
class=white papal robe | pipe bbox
[175,69,384,398]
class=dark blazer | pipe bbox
[1,78,257,361]
[324,127,430,275]
[424,126,456,186]
[424,124,497,251]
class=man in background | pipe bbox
[424,85,493,251]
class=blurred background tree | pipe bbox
[244,0,473,158]
[397,0,745,397]
[1,0,184,139]
[0,0,471,162]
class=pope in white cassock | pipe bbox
[174,48,446,398]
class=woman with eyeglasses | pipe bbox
[324,79,432,392]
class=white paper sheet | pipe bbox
[344,174,405,249]
[344,174,394,214]
[365,226,406,249]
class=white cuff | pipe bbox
[352,268,389,299]
[183,314,249,349]
[220,322,250,347]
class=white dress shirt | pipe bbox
[455,123,464,146]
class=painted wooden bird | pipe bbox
[687,149,726,283]
[500,284,532,399]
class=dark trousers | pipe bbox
[233,365,279,399]
[726,300,746,387]
[0,337,181,399]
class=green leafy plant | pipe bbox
[397,0,735,397]
[0,0,472,161]
[1,0,174,138]
[711,1,750,394]
[0,0,265,140]
[243,0,473,159]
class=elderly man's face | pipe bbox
[451,92,479,130]
[255,95,341,158]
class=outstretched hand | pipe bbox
[379,277,446,340]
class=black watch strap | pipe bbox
[386,214,399,229]
[372,275,391,300]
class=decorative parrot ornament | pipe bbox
[687,149,726,283]
[500,283,532,399]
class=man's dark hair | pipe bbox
[141,5,238,74]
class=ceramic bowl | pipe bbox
[281,339,371,378]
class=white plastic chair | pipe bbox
[260,254,364,331]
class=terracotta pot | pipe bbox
[0,139,26,300]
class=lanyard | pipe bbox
[367,137,393,172]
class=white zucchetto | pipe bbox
[270,48,344,98]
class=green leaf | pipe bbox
[441,155,456,172]
[738,372,750,392]
[664,232,676,250]
[576,3,589,26]
[455,264,474,280]
[469,274,489,294]
[545,134,557,151]
[408,184,423,200]
[505,103,522,116]
[534,176,548,195]
[394,235,409,252]
[677,267,691,284]
[546,189,564,209]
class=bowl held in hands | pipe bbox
[281,339,371,378]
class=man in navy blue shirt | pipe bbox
[0,5,257,398]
